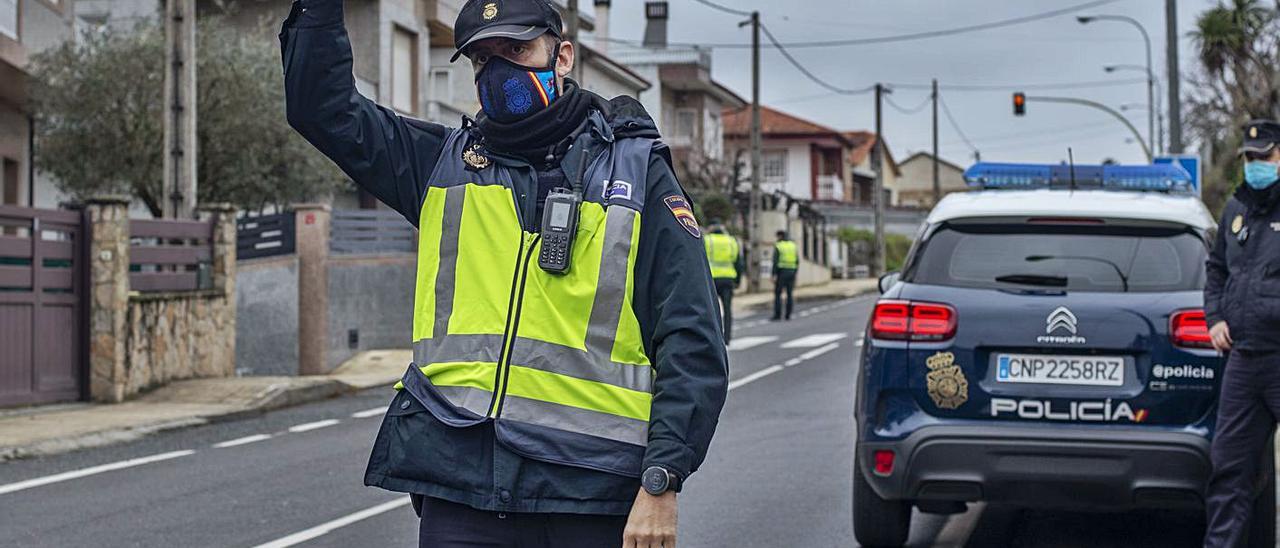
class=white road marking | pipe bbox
[797,342,841,361]
[727,365,785,391]
[251,498,413,548]
[783,357,802,367]
[727,336,778,351]
[288,419,340,433]
[0,450,195,496]
[855,338,865,347]
[351,407,386,419]
[212,434,272,449]
[781,333,847,348]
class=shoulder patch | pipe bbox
[664,195,701,238]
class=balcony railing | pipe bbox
[816,175,845,202]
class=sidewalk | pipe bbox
[0,350,408,461]
[732,277,879,315]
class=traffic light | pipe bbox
[1013,92,1026,116]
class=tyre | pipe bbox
[1248,436,1276,548]
[853,453,911,547]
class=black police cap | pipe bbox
[452,0,564,62]
[1241,119,1280,155]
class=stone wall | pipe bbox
[87,197,238,402]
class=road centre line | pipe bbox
[0,450,196,496]
[727,342,843,391]
[351,407,386,419]
[212,434,273,449]
[728,365,785,391]
[798,342,841,361]
[781,333,847,348]
[251,498,413,548]
[288,419,340,433]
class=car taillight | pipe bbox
[871,300,957,341]
[873,450,895,476]
[1171,309,1213,349]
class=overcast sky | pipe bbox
[601,0,1212,167]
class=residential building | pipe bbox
[605,1,745,185]
[2,0,78,209]
[723,105,860,204]
[843,131,902,207]
[894,151,968,209]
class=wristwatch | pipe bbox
[641,465,682,496]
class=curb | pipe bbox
[0,377,384,462]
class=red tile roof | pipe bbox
[723,105,847,140]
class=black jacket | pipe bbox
[280,0,727,515]
[1205,183,1280,352]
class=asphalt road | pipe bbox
[0,295,1217,547]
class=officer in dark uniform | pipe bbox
[281,1,728,546]
[1203,119,1280,547]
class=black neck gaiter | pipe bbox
[477,80,594,163]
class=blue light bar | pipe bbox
[963,162,1193,193]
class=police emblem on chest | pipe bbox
[1232,214,1244,234]
[463,144,491,170]
[926,351,968,410]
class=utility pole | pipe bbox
[747,10,762,292]
[1165,0,1183,153]
[162,0,197,218]
[873,83,886,276]
[931,79,940,206]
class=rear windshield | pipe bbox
[907,223,1208,292]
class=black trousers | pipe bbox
[773,270,796,320]
[714,278,735,343]
[1204,350,1279,548]
[418,497,627,548]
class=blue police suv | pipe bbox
[853,163,1267,547]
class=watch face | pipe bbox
[642,466,669,495]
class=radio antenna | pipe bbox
[1067,148,1077,192]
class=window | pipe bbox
[0,0,17,40]
[674,109,696,138]
[390,27,418,114]
[429,68,452,105]
[762,150,787,180]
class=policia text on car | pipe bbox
[280,1,730,546]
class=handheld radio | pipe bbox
[538,188,580,274]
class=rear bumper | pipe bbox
[858,425,1210,510]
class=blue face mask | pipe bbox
[475,54,559,124]
[1245,161,1280,190]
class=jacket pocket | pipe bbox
[1258,263,1280,297]
[375,390,489,493]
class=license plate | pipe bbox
[995,354,1124,386]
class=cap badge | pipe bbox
[1232,215,1244,234]
[482,2,498,20]
[1251,126,1259,138]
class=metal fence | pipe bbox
[237,212,295,260]
[129,218,214,292]
[330,210,415,254]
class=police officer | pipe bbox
[281,1,729,546]
[1203,119,1280,547]
[703,221,742,343]
[772,231,799,321]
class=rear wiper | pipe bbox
[994,274,1068,287]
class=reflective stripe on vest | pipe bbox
[704,233,739,280]
[409,181,653,452]
[775,240,799,270]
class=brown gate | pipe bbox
[0,205,86,407]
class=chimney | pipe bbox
[643,1,668,49]
[594,0,611,53]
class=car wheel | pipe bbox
[1248,436,1276,548]
[853,453,911,547]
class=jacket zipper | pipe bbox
[488,233,540,418]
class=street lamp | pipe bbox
[1107,64,1166,155]
[1078,15,1155,157]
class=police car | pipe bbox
[852,163,1264,547]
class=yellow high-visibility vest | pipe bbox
[704,232,739,280]
[775,240,799,270]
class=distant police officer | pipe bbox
[704,221,742,343]
[772,231,799,321]
[281,1,729,546]
[1204,119,1280,547]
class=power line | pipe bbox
[938,92,979,155]
[689,0,752,17]
[885,94,932,115]
[890,77,1147,91]
[759,23,875,95]
[603,0,1120,49]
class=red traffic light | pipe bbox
[1013,92,1026,116]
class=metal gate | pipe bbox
[0,205,86,407]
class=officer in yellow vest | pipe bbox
[282,1,728,546]
[773,231,800,321]
[703,221,743,344]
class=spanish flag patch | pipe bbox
[664,195,701,239]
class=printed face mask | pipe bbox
[1245,160,1280,190]
[475,53,559,124]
